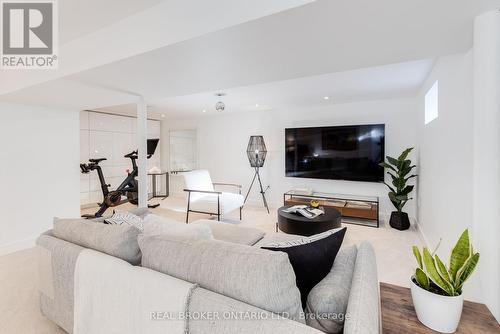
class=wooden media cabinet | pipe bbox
[283,190,380,228]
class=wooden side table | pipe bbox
[381,283,500,333]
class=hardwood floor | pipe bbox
[381,283,500,333]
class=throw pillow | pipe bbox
[261,227,347,307]
[138,234,304,322]
[128,207,151,219]
[105,210,143,230]
[305,245,357,333]
[142,214,213,240]
[53,218,142,264]
[192,219,265,245]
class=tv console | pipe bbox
[283,190,379,228]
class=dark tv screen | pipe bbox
[285,124,385,182]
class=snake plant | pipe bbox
[412,229,480,296]
[379,147,417,213]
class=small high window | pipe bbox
[425,81,439,124]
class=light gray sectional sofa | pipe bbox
[36,213,380,334]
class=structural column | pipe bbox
[137,98,148,208]
[472,9,500,322]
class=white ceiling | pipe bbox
[1,0,498,113]
[0,0,314,95]
[67,0,494,101]
[59,0,165,44]
[96,59,434,119]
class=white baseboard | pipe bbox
[0,237,37,256]
[414,219,431,247]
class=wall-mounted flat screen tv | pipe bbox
[285,124,385,182]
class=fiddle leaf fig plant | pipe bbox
[379,147,417,213]
[412,229,480,296]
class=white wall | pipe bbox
[0,103,80,255]
[80,111,161,207]
[415,52,483,302]
[169,130,197,172]
[162,97,418,222]
[416,12,500,319]
[472,10,500,321]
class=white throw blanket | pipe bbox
[73,249,196,334]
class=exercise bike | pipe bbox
[80,138,160,218]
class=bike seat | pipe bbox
[89,158,107,163]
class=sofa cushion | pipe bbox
[343,242,379,334]
[261,228,347,307]
[305,245,358,333]
[188,288,321,334]
[53,218,141,265]
[128,207,151,219]
[138,234,304,322]
[192,219,264,245]
[143,214,213,240]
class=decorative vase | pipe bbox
[410,278,464,333]
[389,211,410,230]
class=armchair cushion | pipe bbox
[183,170,214,192]
[189,192,244,215]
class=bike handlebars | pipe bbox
[124,151,153,160]
[89,158,107,163]
[80,150,151,175]
[124,150,138,159]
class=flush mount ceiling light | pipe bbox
[214,92,226,112]
[215,101,225,112]
[161,114,165,118]
[323,96,330,100]
[202,109,206,113]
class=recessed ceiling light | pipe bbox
[255,103,259,108]
[161,114,165,118]
[323,96,330,100]
[202,109,206,113]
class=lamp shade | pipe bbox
[247,136,267,167]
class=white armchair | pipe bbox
[183,170,244,223]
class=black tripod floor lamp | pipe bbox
[244,136,270,213]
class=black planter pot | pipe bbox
[389,211,410,230]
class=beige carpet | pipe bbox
[0,196,424,334]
